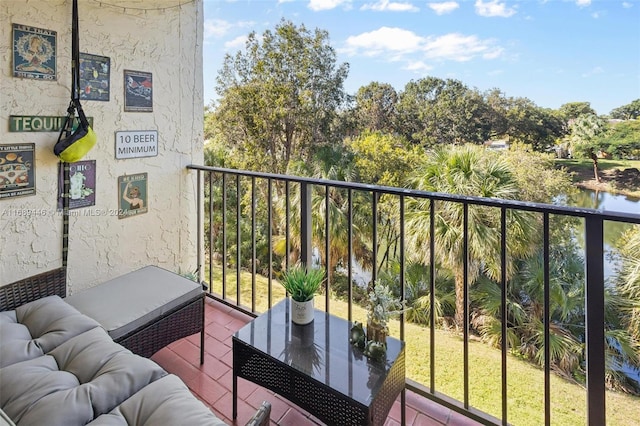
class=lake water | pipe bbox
[570,188,639,215]
[568,188,640,384]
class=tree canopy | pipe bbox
[212,19,349,174]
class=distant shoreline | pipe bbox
[574,168,640,200]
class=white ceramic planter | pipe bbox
[291,299,315,325]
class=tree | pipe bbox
[567,113,608,181]
[406,145,538,328]
[347,131,420,188]
[353,82,398,134]
[559,101,597,121]
[213,19,349,175]
[396,77,490,146]
[504,98,566,151]
[274,151,373,284]
[610,99,640,120]
[618,227,640,342]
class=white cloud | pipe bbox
[343,27,425,56]
[475,0,516,18]
[576,0,591,7]
[308,0,350,11]
[424,33,503,62]
[404,60,433,73]
[343,27,504,67]
[361,0,419,12]
[427,1,459,15]
[204,19,234,38]
[225,35,248,50]
[203,19,254,40]
[622,2,633,8]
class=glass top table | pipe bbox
[232,298,405,425]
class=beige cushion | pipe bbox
[88,374,227,426]
[0,327,167,425]
[65,265,203,340]
[0,296,100,368]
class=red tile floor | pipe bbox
[151,297,482,426]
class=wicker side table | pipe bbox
[233,299,405,425]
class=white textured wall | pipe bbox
[0,0,204,292]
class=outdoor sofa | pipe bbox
[0,267,271,426]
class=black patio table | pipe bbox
[232,298,405,425]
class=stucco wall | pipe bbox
[0,0,204,292]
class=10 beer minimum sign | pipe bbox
[115,130,158,159]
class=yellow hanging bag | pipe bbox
[53,0,96,163]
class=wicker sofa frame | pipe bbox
[0,268,67,312]
[1,268,272,426]
[0,268,204,361]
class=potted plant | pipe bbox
[349,281,407,360]
[279,264,324,325]
[366,282,406,345]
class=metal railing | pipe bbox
[188,164,640,425]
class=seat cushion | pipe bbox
[65,265,203,340]
[0,295,100,368]
[0,327,166,426]
[88,374,226,426]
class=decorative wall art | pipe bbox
[0,144,36,199]
[12,24,56,80]
[9,115,94,132]
[57,160,96,210]
[118,173,148,218]
[124,70,152,112]
[79,53,110,101]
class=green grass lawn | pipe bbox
[205,264,640,425]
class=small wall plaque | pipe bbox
[115,130,158,159]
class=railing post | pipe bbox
[584,216,605,426]
[300,182,312,268]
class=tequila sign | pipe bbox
[9,115,94,132]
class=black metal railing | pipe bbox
[188,164,640,426]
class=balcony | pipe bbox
[152,297,480,425]
[182,164,639,425]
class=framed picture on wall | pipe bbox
[57,160,96,209]
[118,173,148,218]
[12,24,57,80]
[124,70,152,112]
[0,144,36,199]
[79,53,110,101]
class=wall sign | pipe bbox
[0,144,35,199]
[57,160,96,210]
[124,70,152,112]
[80,53,110,101]
[118,173,148,219]
[10,115,94,132]
[115,130,158,159]
[13,24,56,80]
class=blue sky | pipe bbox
[202,0,640,115]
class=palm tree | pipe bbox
[406,144,538,328]
[274,157,373,284]
[475,234,640,394]
[618,226,640,341]
[377,260,456,327]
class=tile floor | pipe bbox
[151,297,482,426]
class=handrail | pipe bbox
[187,164,640,223]
[188,163,639,426]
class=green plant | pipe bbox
[367,282,406,331]
[279,264,325,302]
